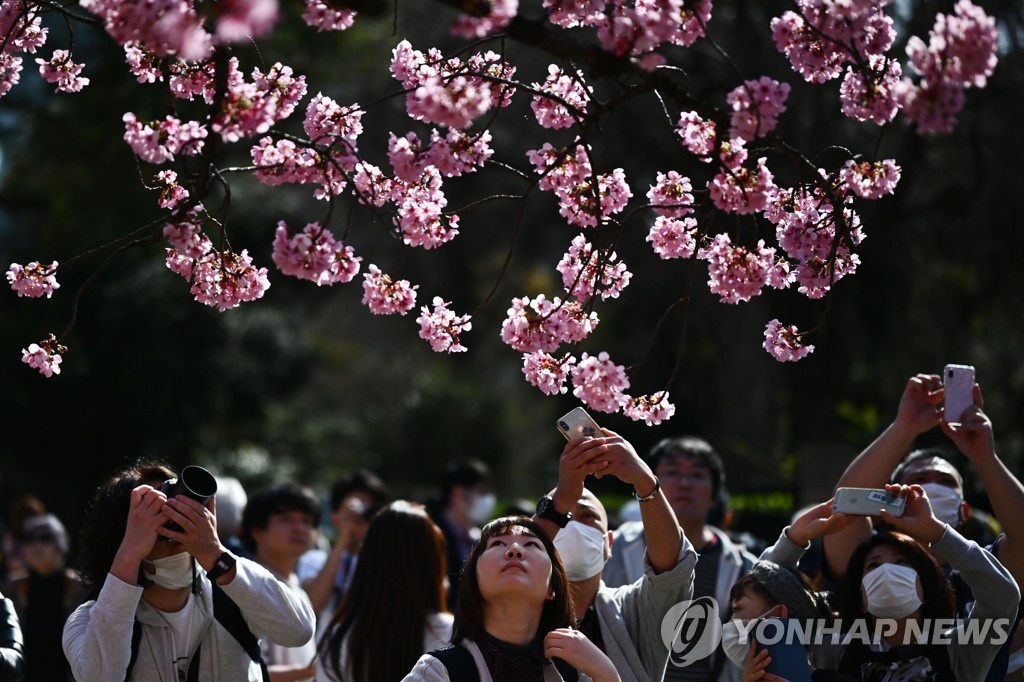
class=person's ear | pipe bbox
[778,604,789,618]
[605,530,614,561]
[960,501,970,526]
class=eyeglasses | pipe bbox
[24,534,57,545]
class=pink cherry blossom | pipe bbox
[647,216,698,260]
[416,297,472,353]
[7,261,60,298]
[390,40,515,130]
[531,64,591,129]
[302,0,356,31]
[543,0,605,29]
[154,170,189,209]
[426,129,493,178]
[571,351,630,414]
[213,0,279,42]
[556,234,632,301]
[905,0,998,89]
[78,0,213,60]
[123,113,207,164]
[839,57,901,124]
[251,137,348,200]
[21,334,65,378]
[677,111,717,157]
[389,166,459,249]
[272,221,361,286]
[709,157,776,215]
[35,49,89,93]
[0,54,24,99]
[361,264,418,315]
[727,76,790,140]
[697,233,786,304]
[894,78,965,134]
[840,159,901,199]
[500,295,599,352]
[451,0,517,38]
[303,93,364,149]
[163,211,212,277]
[647,171,694,218]
[212,60,307,143]
[763,319,815,361]
[522,351,576,396]
[188,249,271,312]
[623,392,676,425]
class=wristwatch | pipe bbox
[206,551,237,581]
[536,495,572,528]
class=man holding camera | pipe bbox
[63,463,315,682]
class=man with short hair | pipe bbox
[824,373,1024,681]
[430,459,495,610]
[603,436,756,682]
[243,484,321,682]
[533,432,696,682]
[297,470,389,636]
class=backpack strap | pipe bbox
[210,581,270,682]
[124,619,144,682]
[429,645,481,682]
[125,583,269,682]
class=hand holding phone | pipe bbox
[556,407,603,441]
[943,364,975,425]
[832,487,906,517]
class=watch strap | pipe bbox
[206,551,236,581]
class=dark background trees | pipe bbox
[1,0,1022,544]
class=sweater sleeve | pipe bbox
[758,527,809,569]
[0,598,25,682]
[61,573,144,682]
[218,557,316,647]
[930,526,1021,681]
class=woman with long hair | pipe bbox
[403,515,619,682]
[316,501,452,682]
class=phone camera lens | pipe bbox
[558,421,569,430]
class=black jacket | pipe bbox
[0,597,25,682]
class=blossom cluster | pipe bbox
[7,261,60,299]
[763,319,815,362]
[272,221,361,286]
[390,40,516,130]
[530,65,591,130]
[21,333,65,378]
[556,234,632,302]
[416,297,472,353]
[501,295,599,353]
[526,142,631,227]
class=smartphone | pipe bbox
[556,407,603,441]
[944,364,975,425]
[758,619,811,682]
[833,487,906,517]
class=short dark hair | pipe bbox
[329,470,390,512]
[241,483,321,553]
[76,461,177,597]
[441,460,491,508]
[647,436,725,499]
[891,447,964,487]
[839,531,955,623]
[452,516,574,644]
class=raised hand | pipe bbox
[878,484,946,545]
[159,495,225,569]
[786,499,854,547]
[941,384,995,463]
[895,374,944,436]
[110,485,169,584]
[544,628,620,682]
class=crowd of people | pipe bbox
[0,372,1022,681]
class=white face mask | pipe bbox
[721,607,781,667]
[920,482,963,528]
[469,492,496,525]
[553,520,607,581]
[144,551,195,590]
[862,562,922,619]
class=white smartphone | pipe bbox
[944,364,975,424]
[833,487,906,517]
[556,407,603,441]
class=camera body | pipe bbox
[158,465,218,533]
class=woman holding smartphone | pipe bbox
[403,516,620,682]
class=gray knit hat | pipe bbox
[746,560,828,623]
